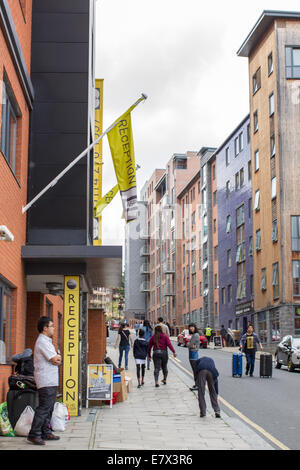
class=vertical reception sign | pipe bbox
[93,78,104,246]
[63,276,80,416]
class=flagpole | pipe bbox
[22,93,147,214]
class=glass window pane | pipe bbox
[293,49,300,66]
[286,47,292,66]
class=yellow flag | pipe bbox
[107,97,144,222]
[94,184,119,218]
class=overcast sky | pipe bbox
[95,0,300,247]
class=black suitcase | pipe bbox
[6,389,39,429]
[259,353,273,378]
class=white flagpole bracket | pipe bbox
[22,93,147,215]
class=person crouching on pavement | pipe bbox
[27,317,61,446]
[240,325,263,377]
[195,356,221,419]
[148,325,176,387]
[133,328,149,388]
[187,323,200,391]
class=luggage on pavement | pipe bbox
[6,389,39,430]
[232,353,243,377]
[8,374,36,391]
[259,353,273,378]
[12,349,34,376]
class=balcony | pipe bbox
[140,245,150,256]
[140,263,150,274]
[139,230,150,240]
[163,262,175,274]
[163,285,176,297]
[140,281,150,292]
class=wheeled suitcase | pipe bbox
[259,353,273,378]
[232,353,243,377]
[6,389,39,429]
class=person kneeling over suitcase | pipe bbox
[240,325,263,377]
[195,357,221,418]
[27,317,61,446]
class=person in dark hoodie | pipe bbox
[194,356,221,418]
[133,329,149,388]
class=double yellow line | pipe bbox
[169,356,289,451]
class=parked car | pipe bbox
[177,329,208,348]
[275,335,300,372]
[110,321,120,331]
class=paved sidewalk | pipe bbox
[0,338,272,451]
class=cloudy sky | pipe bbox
[95,0,300,246]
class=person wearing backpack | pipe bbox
[142,319,153,370]
[133,329,149,388]
[114,323,133,370]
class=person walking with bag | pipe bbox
[27,317,61,446]
[114,323,133,370]
[148,325,176,387]
[142,319,153,370]
[133,329,149,388]
[240,325,263,377]
[195,356,221,418]
[187,323,200,391]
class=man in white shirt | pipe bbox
[156,317,170,336]
[27,317,61,446]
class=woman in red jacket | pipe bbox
[148,325,176,387]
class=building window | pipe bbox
[291,216,300,251]
[272,220,278,242]
[270,134,276,157]
[254,189,260,211]
[236,204,245,228]
[258,312,267,344]
[248,160,252,181]
[248,198,252,218]
[271,177,277,199]
[236,263,246,300]
[236,242,245,263]
[225,147,230,166]
[214,273,218,289]
[247,123,251,143]
[249,236,253,256]
[222,287,226,305]
[227,249,232,268]
[268,52,274,76]
[1,76,20,174]
[269,92,275,116]
[253,111,258,133]
[235,172,239,191]
[239,132,244,152]
[256,229,261,251]
[254,150,259,172]
[250,274,254,296]
[234,137,239,157]
[213,191,217,206]
[228,285,232,303]
[252,67,261,94]
[293,260,300,296]
[0,281,12,364]
[272,262,279,299]
[261,268,267,291]
[226,215,231,233]
[286,46,300,79]
[226,181,230,199]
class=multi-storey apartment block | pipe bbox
[238,10,300,349]
[216,115,254,332]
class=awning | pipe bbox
[21,245,122,293]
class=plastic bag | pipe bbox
[50,402,68,432]
[0,402,15,436]
[14,406,35,436]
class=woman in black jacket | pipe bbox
[133,329,149,388]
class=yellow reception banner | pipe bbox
[93,79,104,245]
[94,184,119,218]
[63,276,80,417]
[107,96,145,222]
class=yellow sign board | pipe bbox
[63,276,80,416]
[87,364,113,407]
[93,79,104,245]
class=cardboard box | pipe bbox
[113,381,122,393]
[125,376,133,393]
[116,370,128,402]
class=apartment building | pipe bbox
[216,115,254,332]
[238,10,300,349]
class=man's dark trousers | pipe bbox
[196,370,220,416]
[28,386,57,439]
